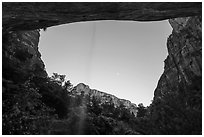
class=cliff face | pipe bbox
[2,2,202,135]
[150,16,202,134]
[154,16,202,100]
[2,30,52,135]
[72,83,138,116]
[2,30,47,84]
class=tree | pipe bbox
[50,73,65,86]
[50,73,73,91]
[2,79,54,135]
[63,80,73,91]
[137,103,147,118]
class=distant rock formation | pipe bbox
[72,83,138,117]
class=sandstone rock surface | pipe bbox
[3,30,47,83]
[73,83,138,116]
[3,2,201,31]
[154,16,202,100]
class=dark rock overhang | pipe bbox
[3,2,202,31]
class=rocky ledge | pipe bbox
[72,83,138,116]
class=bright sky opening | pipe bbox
[39,20,172,106]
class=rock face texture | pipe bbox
[2,2,201,31]
[72,83,138,116]
[154,16,202,100]
[2,30,52,135]
[150,16,202,134]
[2,2,202,135]
[2,2,201,86]
[2,30,47,83]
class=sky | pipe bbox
[39,20,172,106]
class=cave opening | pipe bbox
[39,20,172,106]
[2,2,202,135]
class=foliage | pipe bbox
[50,73,66,86]
[3,63,201,135]
[55,91,140,135]
[145,76,202,135]
[2,79,55,135]
[50,73,73,91]
[137,103,147,118]
[31,75,70,119]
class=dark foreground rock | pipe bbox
[150,16,202,134]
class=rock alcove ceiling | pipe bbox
[2,2,202,135]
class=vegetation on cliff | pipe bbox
[2,72,143,134]
[2,2,202,134]
[3,70,201,134]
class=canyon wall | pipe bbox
[2,3,201,85]
[149,15,202,134]
[2,30,47,84]
[2,2,202,135]
[154,16,202,100]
